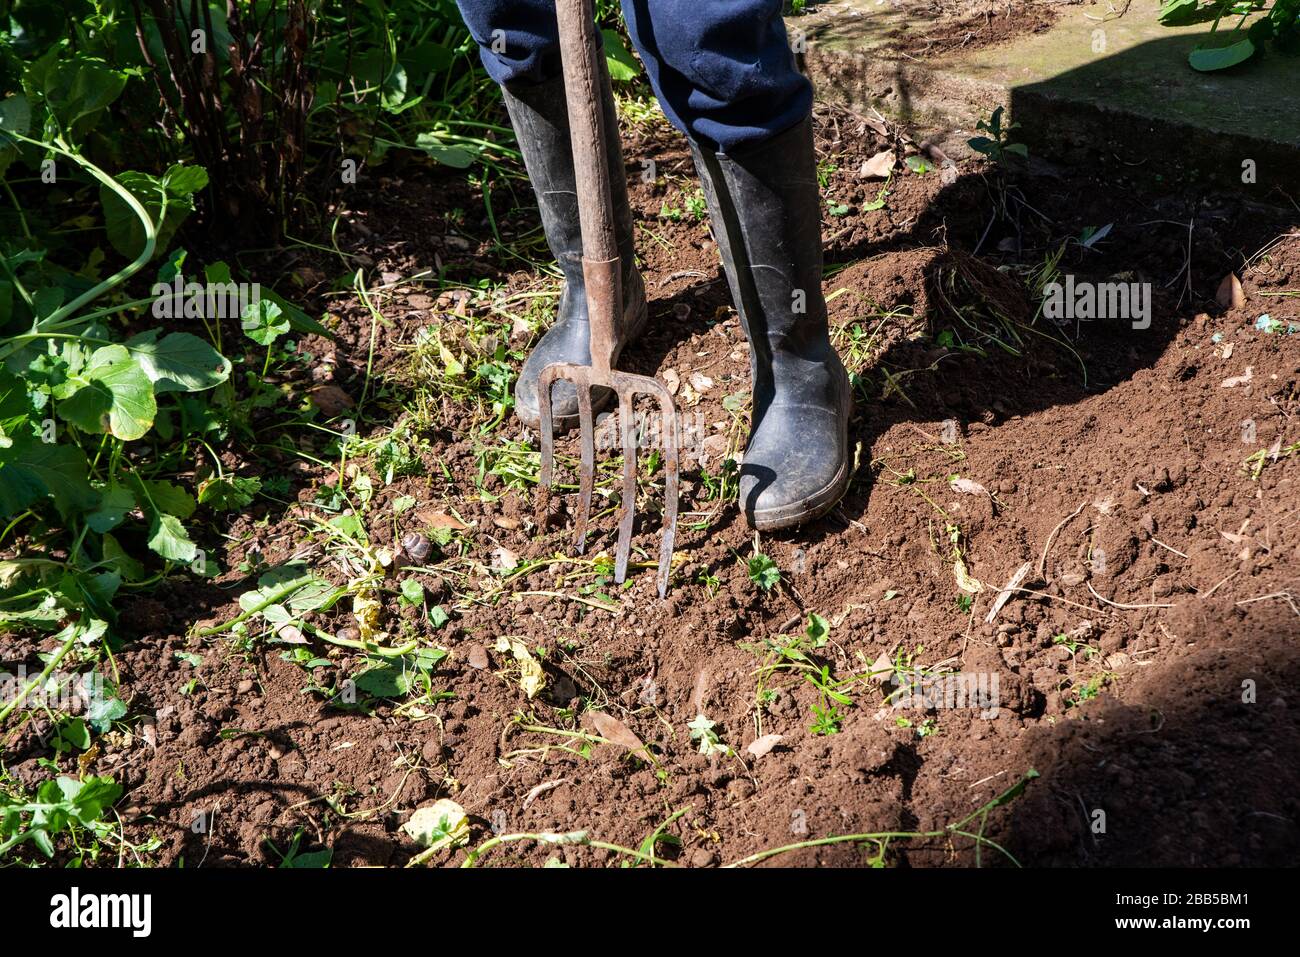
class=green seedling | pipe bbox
[688,714,731,757]
[747,552,781,591]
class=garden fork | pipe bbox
[537,0,679,598]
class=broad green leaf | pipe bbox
[352,663,411,698]
[197,475,261,511]
[24,53,127,128]
[63,775,123,822]
[56,345,157,440]
[100,164,207,260]
[86,685,128,733]
[413,131,474,168]
[147,512,196,563]
[126,330,231,393]
[603,29,641,82]
[0,434,97,517]
[137,478,196,519]
[52,717,90,752]
[1189,37,1256,71]
[0,93,30,146]
[1158,0,1201,23]
[241,299,289,346]
[162,164,209,197]
[86,481,136,533]
[58,569,120,620]
[101,533,147,582]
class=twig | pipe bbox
[510,590,621,614]
[1149,537,1189,559]
[1086,582,1173,610]
[1236,590,1300,617]
[1001,586,1107,616]
[1197,570,1238,600]
[985,561,1032,624]
[1037,502,1086,581]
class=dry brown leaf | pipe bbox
[950,477,988,496]
[1221,366,1253,388]
[308,384,354,416]
[689,371,714,393]
[419,510,467,530]
[1216,272,1246,310]
[869,651,894,685]
[859,150,895,179]
[746,734,784,758]
[586,712,646,754]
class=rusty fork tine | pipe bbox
[537,367,558,498]
[614,390,636,583]
[574,379,595,553]
[656,392,680,600]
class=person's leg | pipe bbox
[457,0,647,431]
[456,0,562,85]
[623,0,850,529]
[619,0,810,152]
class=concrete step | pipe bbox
[796,0,1300,195]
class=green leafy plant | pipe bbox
[688,713,731,757]
[747,552,781,591]
[968,107,1028,165]
[0,774,122,859]
[1160,0,1299,71]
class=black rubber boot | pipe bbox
[501,71,647,433]
[690,117,852,530]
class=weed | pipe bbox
[968,107,1028,166]
[688,713,731,757]
[746,546,781,592]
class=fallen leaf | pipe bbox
[493,546,519,571]
[662,368,680,395]
[276,624,307,644]
[1216,272,1246,310]
[352,588,384,643]
[496,636,545,698]
[1220,366,1253,388]
[859,150,895,179]
[308,384,354,416]
[954,557,984,594]
[869,651,894,685]
[950,477,988,496]
[585,712,646,754]
[689,371,714,393]
[402,799,470,850]
[746,734,784,758]
[418,510,467,531]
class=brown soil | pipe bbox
[5,99,1299,868]
[885,0,1064,60]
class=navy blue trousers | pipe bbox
[455,0,811,152]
